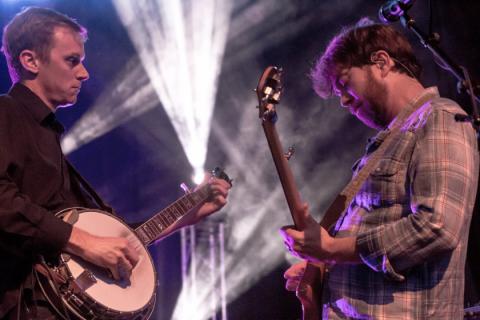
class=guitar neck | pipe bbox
[263,121,305,230]
[134,186,210,246]
[256,66,323,320]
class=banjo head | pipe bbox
[63,209,157,314]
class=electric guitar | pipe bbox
[256,66,324,320]
[35,167,232,320]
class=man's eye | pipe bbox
[334,82,348,96]
[66,57,80,65]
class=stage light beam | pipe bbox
[112,0,232,182]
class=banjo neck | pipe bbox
[134,185,210,246]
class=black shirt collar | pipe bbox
[8,83,65,134]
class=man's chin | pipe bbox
[357,112,384,130]
[57,99,77,109]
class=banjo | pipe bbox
[35,167,232,320]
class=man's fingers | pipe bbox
[284,268,304,280]
[212,190,228,200]
[211,192,228,206]
[302,202,309,212]
[279,227,305,254]
[284,261,306,279]
[279,226,301,237]
[109,266,121,281]
[280,224,295,231]
[285,279,299,291]
[118,258,133,281]
[209,179,230,197]
[206,178,231,208]
[284,262,307,291]
[124,243,140,267]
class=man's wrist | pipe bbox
[329,236,361,264]
[65,227,88,256]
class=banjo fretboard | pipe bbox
[135,186,210,246]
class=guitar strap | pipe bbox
[319,89,439,230]
[65,159,114,213]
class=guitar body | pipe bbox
[36,208,156,320]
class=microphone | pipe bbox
[378,0,415,23]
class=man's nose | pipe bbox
[340,91,353,108]
[77,63,89,81]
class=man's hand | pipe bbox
[181,174,231,226]
[280,203,334,263]
[284,261,323,315]
[279,203,360,264]
[284,260,307,292]
[65,227,140,281]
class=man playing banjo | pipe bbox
[0,7,231,319]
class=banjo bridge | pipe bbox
[75,269,97,291]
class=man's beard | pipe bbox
[363,68,389,129]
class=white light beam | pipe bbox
[112,0,232,181]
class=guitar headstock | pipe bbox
[256,66,283,122]
[211,167,233,187]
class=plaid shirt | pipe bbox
[324,87,479,319]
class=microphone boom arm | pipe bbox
[392,10,480,131]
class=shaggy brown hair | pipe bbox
[311,18,422,98]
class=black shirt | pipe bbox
[0,83,96,316]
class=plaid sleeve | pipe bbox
[356,101,478,278]
[356,225,405,280]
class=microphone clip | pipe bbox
[379,0,415,23]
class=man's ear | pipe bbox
[18,50,41,75]
[369,50,393,77]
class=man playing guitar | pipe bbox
[280,19,478,319]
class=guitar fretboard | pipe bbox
[135,186,210,246]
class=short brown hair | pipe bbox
[311,18,422,98]
[1,7,88,83]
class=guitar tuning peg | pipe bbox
[253,88,257,92]
[180,182,192,194]
[284,146,295,160]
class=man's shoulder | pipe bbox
[430,96,466,115]
[0,92,23,110]
[0,93,25,123]
[404,96,466,131]
[416,96,464,117]
[0,92,18,109]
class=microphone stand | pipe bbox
[396,12,480,134]
[386,8,480,309]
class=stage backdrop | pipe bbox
[0,1,478,319]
